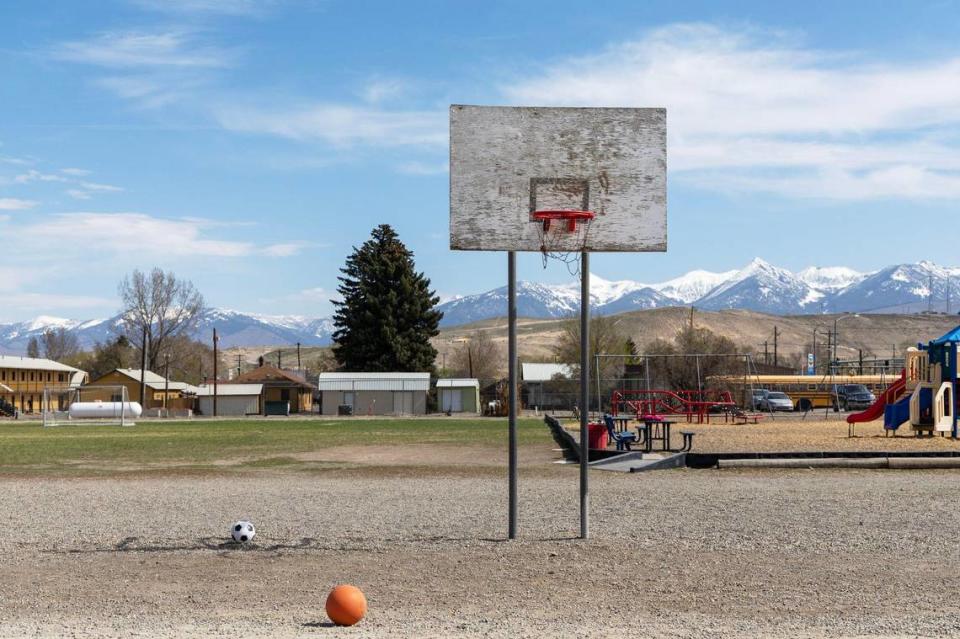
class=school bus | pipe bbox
[709,374,894,411]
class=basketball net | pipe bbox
[533,210,594,274]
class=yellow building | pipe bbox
[87,369,194,410]
[0,355,87,415]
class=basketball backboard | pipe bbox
[449,105,666,253]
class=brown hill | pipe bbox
[434,308,960,374]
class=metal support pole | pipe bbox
[579,251,590,540]
[507,252,518,540]
[595,352,602,418]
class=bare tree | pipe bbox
[41,328,80,362]
[645,325,740,390]
[449,331,503,381]
[118,268,205,372]
[552,314,631,383]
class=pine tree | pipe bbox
[332,224,442,372]
[26,336,40,359]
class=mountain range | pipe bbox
[1,259,958,354]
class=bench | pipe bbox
[679,430,696,451]
[729,410,764,425]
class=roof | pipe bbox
[235,365,317,389]
[105,369,190,391]
[317,372,431,392]
[521,362,573,382]
[0,383,12,393]
[195,384,263,397]
[932,325,960,345]
[0,354,83,374]
[436,378,480,389]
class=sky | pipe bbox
[1,0,959,322]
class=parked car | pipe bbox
[750,389,769,410]
[837,384,876,411]
[758,391,794,412]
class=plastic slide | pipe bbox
[846,371,907,424]
[883,395,911,431]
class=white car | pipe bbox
[759,391,794,412]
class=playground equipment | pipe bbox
[611,388,736,423]
[847,325,959,437]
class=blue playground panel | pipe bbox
[884,396,911,431]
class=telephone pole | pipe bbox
[773,326,779,366]
[763,341,769,365]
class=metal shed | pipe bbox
[436,378,480,414]
[195,384,263,416]
[317,372,430,416]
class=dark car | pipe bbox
[837,384,876,411]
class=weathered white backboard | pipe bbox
[449,105,667,253]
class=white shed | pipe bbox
[195,384,263,416]
[317,372,430,416]
[436,378,480,414]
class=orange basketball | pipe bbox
[325,584,367,626]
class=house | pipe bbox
[88,369,193,410]
[233,366,315,414]
[437,378,480,414]
[195,384,263,416]
[520,362,575,410]
[317,372,430,415]
[0,355,87,415]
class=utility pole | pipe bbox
[139,326,148,409]
[213,328,219,417]
[763,341,769,365]
[833,318,838,365]
[164,354,170,418]
[296,342,301,372]
[773,326,779,366]
[689,306,695,331]
[278,350,282,369]
[858,349,863,375]
[237,353,241,378]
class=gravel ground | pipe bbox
[2,462,960,638]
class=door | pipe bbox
[440,389,456,412]
[394,391,414,414]
[450,389,463,412]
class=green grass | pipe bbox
[0,418,551,476]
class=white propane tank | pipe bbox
[68,401,143,419]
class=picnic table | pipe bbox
[610,415,633,433]
[637,419,676,452]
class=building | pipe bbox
[521,362,574,410]
[317,372,430,415]
[437,378,480,414]
[195,384,263,416]
[88,369,193,410]
[0,355,87,415]
[233,366,315,414]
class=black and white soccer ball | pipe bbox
[231,520,256,543]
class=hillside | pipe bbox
[433,309,960,374]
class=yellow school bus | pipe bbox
[709,374,894,411]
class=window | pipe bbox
[30,372,34,382]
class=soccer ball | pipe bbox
[231,520,256,543]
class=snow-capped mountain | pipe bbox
[435,259,959,325]
[0,308,334,354]
[2,259,959,354]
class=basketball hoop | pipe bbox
[532,209,595,272]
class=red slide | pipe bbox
[846,370,907,424]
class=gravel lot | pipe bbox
[2,459,960,638]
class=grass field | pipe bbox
[0,418,551,475]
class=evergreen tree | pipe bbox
[26,336,40,359]
[332,224,442,371]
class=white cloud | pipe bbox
[16,212,305,259]
[361,77,408,104]
[14,169,69,184]
[215,103,446,147]
[0,198,38,210]
[67,181,124,200]
[54,30,234,68]
[60,168,92,176]
[503,23,960,199]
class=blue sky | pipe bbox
[1,0,959,322]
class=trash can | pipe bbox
[587,422,608,449]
